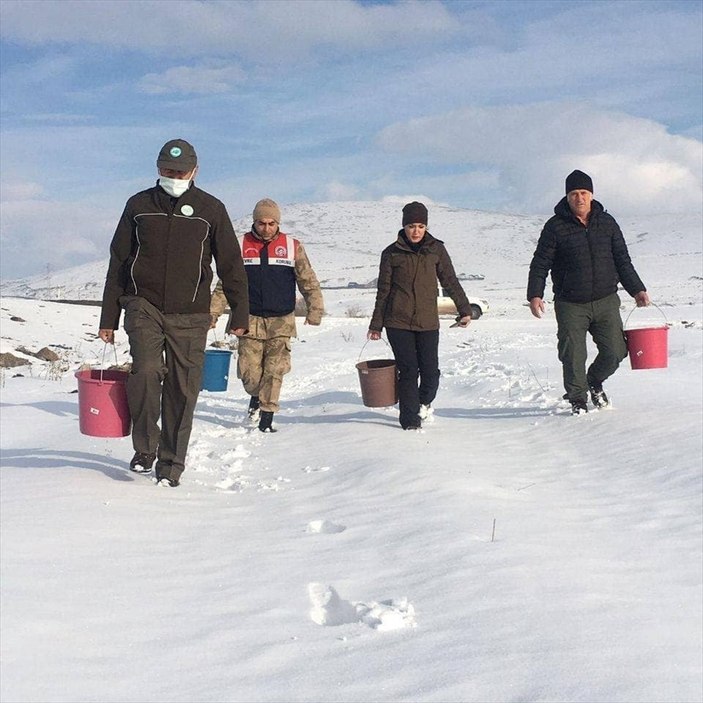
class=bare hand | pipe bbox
[367,330,381,341]
[304,318,320,326]
[229,327,247,337]
[99,328,115,344]
[634,291,651,307]
[209,315,219,329]
[529,297,545,318]
[457,315,472,328]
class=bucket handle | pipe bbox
[358,337,392,362]
[623,302,669,330]
[206,327,221,347]
[97,343,120,384]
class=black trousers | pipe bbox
[386,327,440,428]
[121,296,209,481]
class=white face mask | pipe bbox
[159,175,191,198]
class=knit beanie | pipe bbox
[253,198,281,223]
[565,170,593,194]
[402,201,428,226]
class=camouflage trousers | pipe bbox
[237,335,292,412]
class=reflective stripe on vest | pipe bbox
[241,233,296,267]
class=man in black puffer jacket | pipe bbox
[527,170,650,414]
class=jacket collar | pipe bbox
[395,228,434,252]
[554,196,605,223]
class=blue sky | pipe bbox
[1,0,701,280]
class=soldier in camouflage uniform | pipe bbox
[211,199,324,432]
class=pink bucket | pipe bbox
[75,369,131,437]
[624,304,669,370]
[625,327,668,369]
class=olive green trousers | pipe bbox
[554,293,628,402]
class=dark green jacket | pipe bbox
[370,230,470,332]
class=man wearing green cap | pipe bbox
[99,139,249,486]
[527,169,650,415]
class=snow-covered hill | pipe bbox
[3,199,701,317]
[1,196,702,701]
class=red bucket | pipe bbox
[625,327,668,369]
[75,369,131,437]
[624,304,669,370]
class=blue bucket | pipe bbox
[201,349,233,392]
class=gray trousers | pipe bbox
[554,293,628,402]
[121,296,209,481]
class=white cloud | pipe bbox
[377,102,703,215]
[314,180,361,202]
[0,197,116,280]
[0,180,44,200]
[0,0,458,60]
[138,63,246,95]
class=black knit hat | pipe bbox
[157,139,197,171]
[402,201,428,226]
[565,170,593,194]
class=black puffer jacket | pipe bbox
[527,197,645,304]
[100,183,248,330]
[370,230,470,332]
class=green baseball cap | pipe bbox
[157,139,197,171]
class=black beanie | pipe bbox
[565,170,593,194]
[402,201,428,226]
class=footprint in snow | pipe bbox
[307,583,416,631]
[306,519,346,534]
[217,445,251,461]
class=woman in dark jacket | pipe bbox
[368,202,472,430]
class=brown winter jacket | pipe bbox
[100,183,249,331]
[370,230,470,332]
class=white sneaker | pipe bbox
[419,404,434,421]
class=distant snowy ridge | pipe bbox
[1,200,700,313]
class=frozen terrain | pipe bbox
[1,201,701,703]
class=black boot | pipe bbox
[588,383,610,409]
[258,410,277,433]
[570,398,588,415]
[248,395,260,420]
[129,452,156,473]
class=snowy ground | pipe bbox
[1,290,701,702]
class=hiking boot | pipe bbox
[401,414,422,430]
[589,383,610,409]
[129,452,156,473]
[247,396,260,421]
[419,404,434,420]
[156,476,180,488]
[258,410,277,433]
[570,398,589,415]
